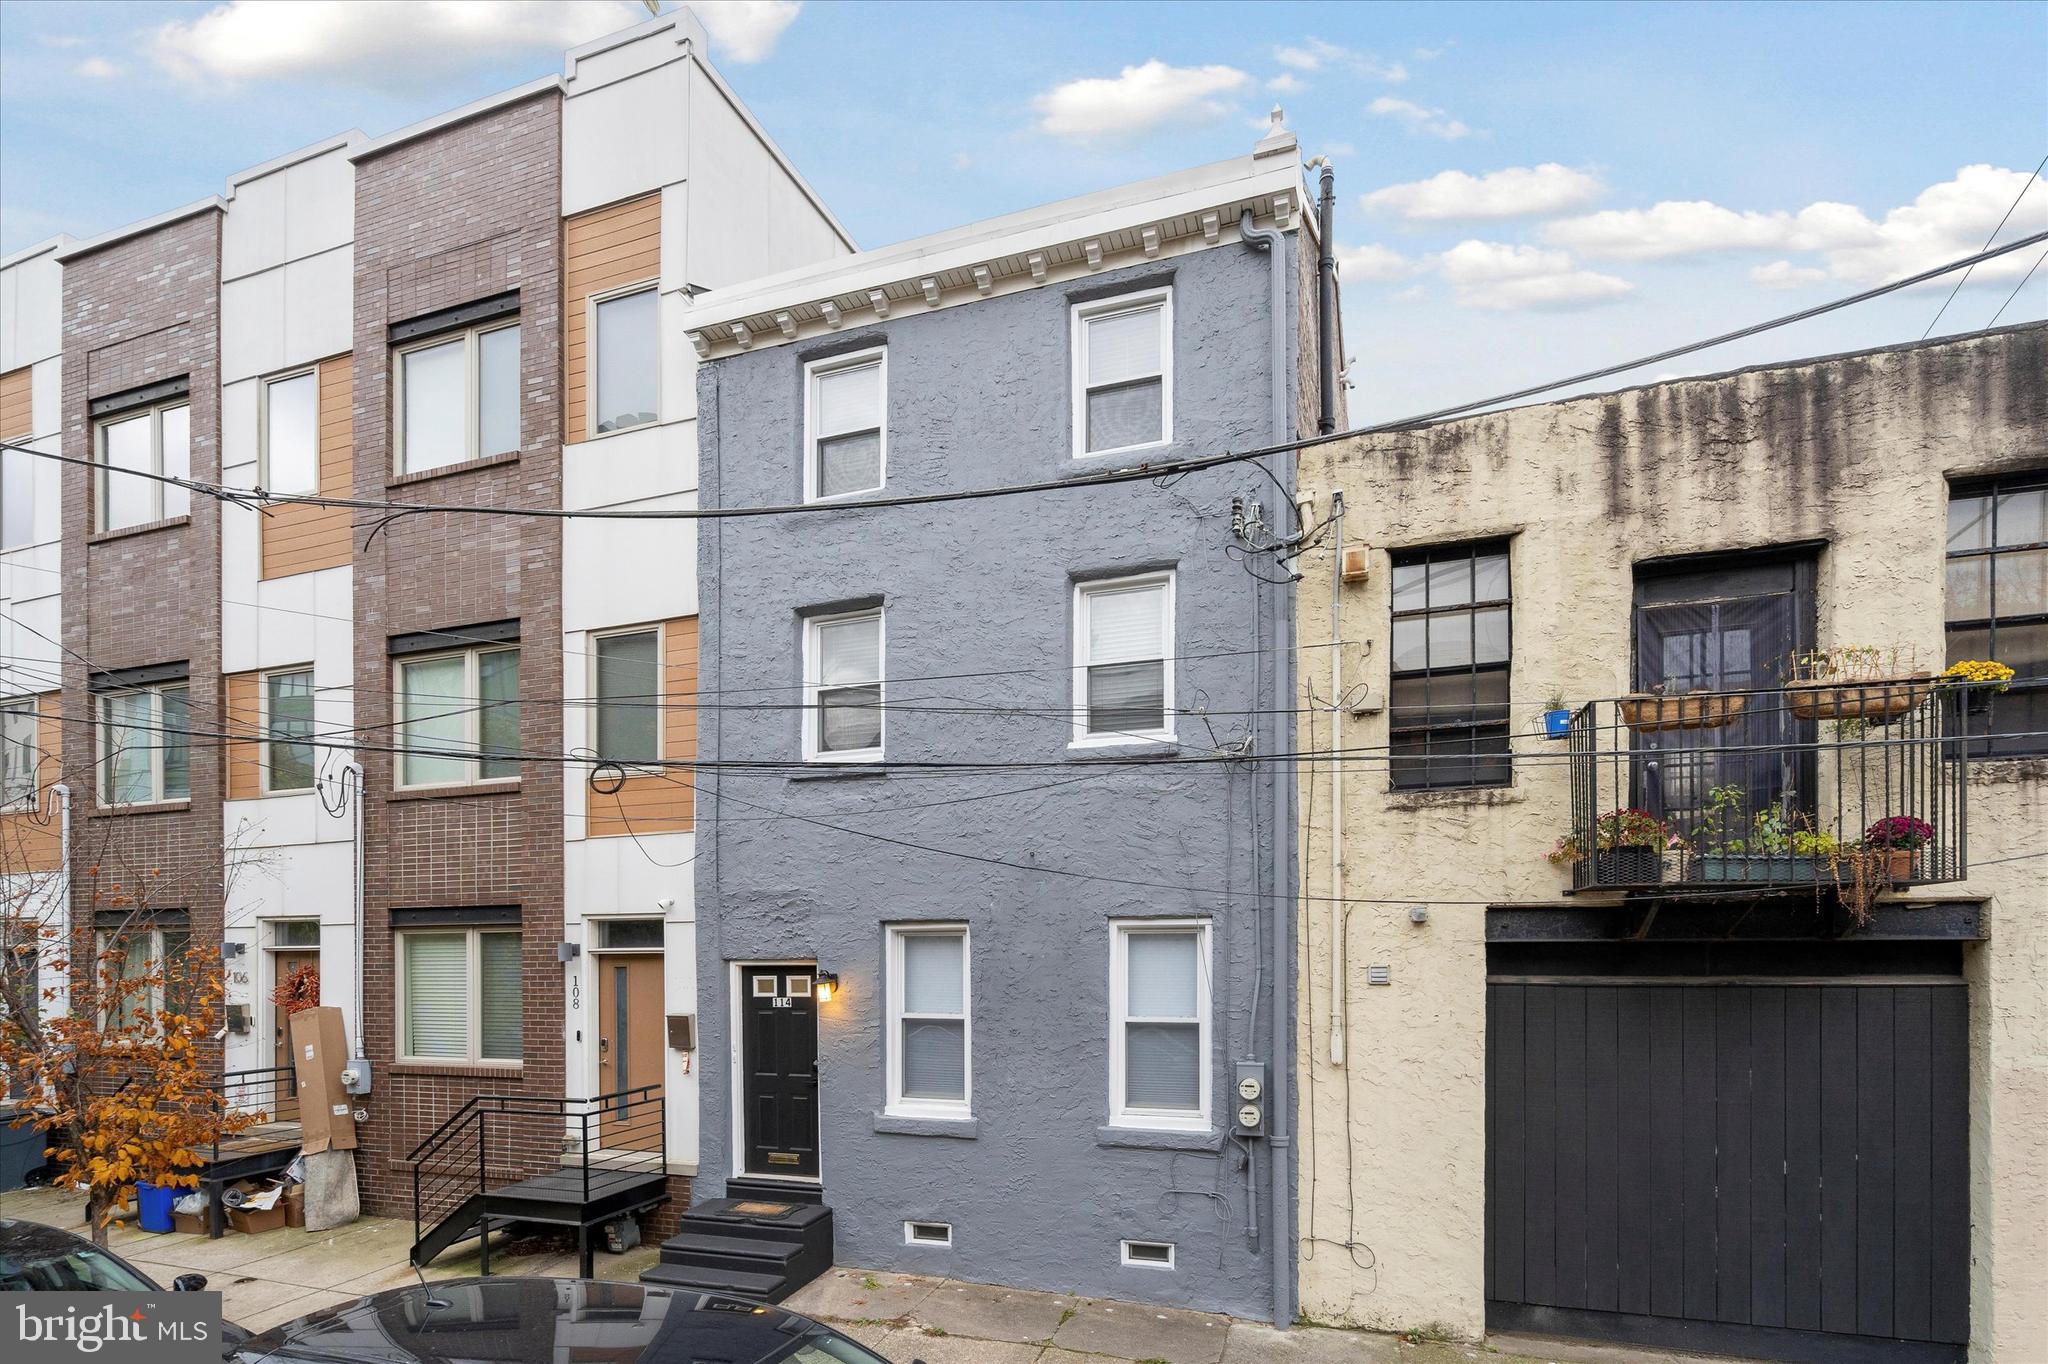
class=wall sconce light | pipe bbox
[814,971,841,1004]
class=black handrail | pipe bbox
[207,1065,299,1163]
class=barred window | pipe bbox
[1389,541,1511,790]
[1947,473,2046,757]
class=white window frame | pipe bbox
[96,682,190,807]
[587,282,661,439]
[0,696,39,808]
[589,623,665,769]
[393,319,520,475]
[99,923,191,1026]
[94,399,190,531]
[1108,918,1211,1133]
[257,365,321,495]
[394,644,520,790]
[1120,1239,1177,1271]
[260,666,317,795]
[904,1220,953,1247]
[885,923,971,1120]
[802,347,887,502]
[1072,572,1175,747]
[802,607,885,763]
[1070,287,1173,460]
[394,926,523,1066]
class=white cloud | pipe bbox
[1543,199,1874,261]
[949,151,972,171]
[1368,95,1472,141]
[1434,240,1633,311]
[149,1,651,90]
[1751,261,1829,290]
[692,1,803,64]
[1033,60,1250,141]
[74,56,122,79]
[1362,164,1604,222]
[1542,165,2044,288]
[1273,37,1405,82]
[1337,243,1423,282]
[1266,73,1304,95]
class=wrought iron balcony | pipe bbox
[1563,679,1973,897]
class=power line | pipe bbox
[8,225,2045,527]
[1986,246,2047,329]
[1923,153,2045,339]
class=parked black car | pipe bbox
[0,1216,246,1342]
[228,1278,893,1364]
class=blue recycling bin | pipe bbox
[136,1180,176,1233]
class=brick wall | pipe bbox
[348,94,570,1218]
[59,209,226,955]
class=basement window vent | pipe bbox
[904,1221,952,1247]
[1120,1239,1175,1270]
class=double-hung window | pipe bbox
[1074,574,1173,744]
[804,609,883,761]
[103,921,192,1028]
[396,645,520,788]
[593,627,661,765]
[99,682,190,805]
[1072,288,1171,457]
[1947,473,2046,756]
[1,698,38,807]
[396,322,520,474]
[95,400,190,531]
[1109,920,1210,1131]
[805,349,885,500]
[398,926,522,1064]
[886,925,970,1118]
[260,369,320,495]
[264,668,316,793]
[1389,541,1512,790]
[592,286,659,435]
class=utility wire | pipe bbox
[8,225,2046,525]
[1923,153,2046,339]
[1986,247,2047,329]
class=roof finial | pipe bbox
[1254,104,1297,160]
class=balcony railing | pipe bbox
[1564,679,1972,896]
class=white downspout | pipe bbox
[1325,496,1346,1067]
[342,762,365,1057]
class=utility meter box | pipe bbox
[1233,1061,1268,1136]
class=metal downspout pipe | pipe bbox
[343,761,365,1057]
[1238,207,1294,1329]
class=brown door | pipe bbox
[597,953,665,1152]
[270,950,319,1121]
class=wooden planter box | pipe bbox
[1785,676,1932,721]
[1619,692,1746,733]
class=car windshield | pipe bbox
[0,1240,155,1292]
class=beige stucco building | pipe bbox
[1293,323,2044,1364]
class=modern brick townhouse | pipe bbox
[0,8,850,1242]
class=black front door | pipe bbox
[740,966,818,1178]
[1633,555,1815,846]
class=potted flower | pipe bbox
[1786,644,1932,722]
[1863,815,1933,882]
[1548,808,1671,886]
[1541,691,1572,740]
[1618,683,1746,734]
[1690,784,1842,884]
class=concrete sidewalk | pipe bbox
[0,1183,659,1332]
[784,1268,1747,1364]
[4,1185,1744,1364]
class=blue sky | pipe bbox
[2,0,2043,420]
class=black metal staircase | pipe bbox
[641,1180,833,1302]
[408,1085,668,1278]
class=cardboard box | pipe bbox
[288,1006,358,1153]
[171,1210,207,1235]
[284,1183,305,1228]
[228,1203,287,1235]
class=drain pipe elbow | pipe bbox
[1239,211,1287,452]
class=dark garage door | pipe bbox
[1486,980,1969,1364]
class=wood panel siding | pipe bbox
[0,693,63,872]
[585,615,696,838]
[224,670,264,800]
[260,354,354,579]
[563,193,661,444]
[0,367,30,440]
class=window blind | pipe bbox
[402,339,465,473]
[400,655,469,786]
[479,931,522,1061]
[1123,930,1199,1113]
[1086,308,1161,386]
[595,632,659,762]
[478,326,521,457]
[594,291,658,434]
[403,933,468,1058]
